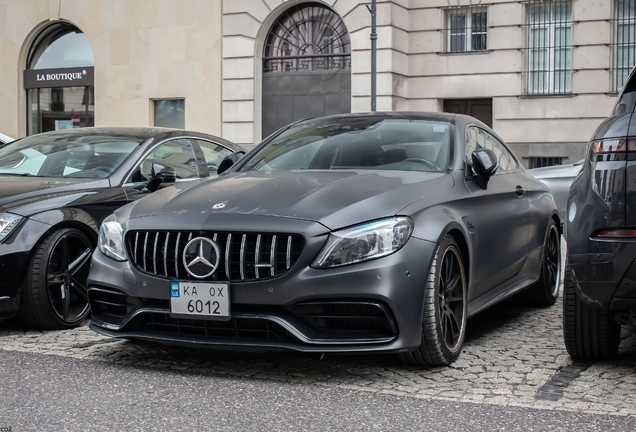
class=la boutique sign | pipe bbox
[24,67,94,89]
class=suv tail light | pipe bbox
[596,229,636,238]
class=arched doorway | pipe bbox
[24,23,95,135]
[262,3,351,138]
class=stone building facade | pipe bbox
[0,0,632,167]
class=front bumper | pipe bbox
[569,238,636,311]
[87,236,437,353]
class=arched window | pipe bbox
[264,4,350,72]
[25,23,95,135]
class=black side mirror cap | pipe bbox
[142,177,163,193]
[151,163,176,183]
[472,148,498,189]
[217,151,246,175]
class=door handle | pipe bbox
[516,186,525,197]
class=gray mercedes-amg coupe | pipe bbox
[88,112,560,365]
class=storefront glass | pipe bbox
[25,24,94,135]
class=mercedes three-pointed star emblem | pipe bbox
[182,237,221,279]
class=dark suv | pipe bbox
[564,68,636,360]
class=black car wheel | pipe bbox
[399,235,467,366]
[563,263,620,361]
[19,228,92,329]
[527,219,561,306]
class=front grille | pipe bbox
[127,231,305,283]
[128,312,295,341]
[289,301,398,334]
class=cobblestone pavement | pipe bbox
[2,292,636,418]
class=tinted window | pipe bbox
[0,135,141,178]
[130,139,198,182]
[465,126,516,174]
[196,140,233,176]
[239,118,452,173]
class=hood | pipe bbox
[0,176,106,216]
[128,170,454,229]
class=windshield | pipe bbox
[238,118,452,173]
[0,134,143,179]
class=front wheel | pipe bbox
[399,235,467,366]
[19,228,92,329]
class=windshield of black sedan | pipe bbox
[238,118,451,173]
[0,135,142,178]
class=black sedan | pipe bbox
[88,113,560,365]
[0,128,243,329]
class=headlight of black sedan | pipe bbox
[312,217,413,268]
[0,212,23,243]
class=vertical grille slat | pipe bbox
[143,232,149,271]
[153,232,159,274]
[175,233,181,279]
[225,233,232,280]
[255,234,262,280]
[128,230,304,283]
[163,233,170,277]
[240,234,247,281]
[270,235,277,277]
[286,236,292,270]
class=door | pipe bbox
[444,99,493,128]
[464,126,532,296]
[261,3,351,139]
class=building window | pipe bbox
[525,0,573,95]
[613,0,636,92]
[445,7,488,53]
[153,99,185,129]
[528,157,564,169]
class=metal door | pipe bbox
[262,3,351,139]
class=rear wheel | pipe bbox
[19,228,92,329]
[399,235,467,366]
[528,219,561,306]
[563,263,620,361]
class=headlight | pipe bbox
[312,217,414,268]
[0,213,23,243]
[98,214,127,261]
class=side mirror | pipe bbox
[151,163,176,183]
[217,151,246,175]
[471,148,498,189]
[142,177,163,193]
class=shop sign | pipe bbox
[24,67,94,89]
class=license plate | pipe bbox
[170,281,230,319]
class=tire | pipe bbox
[19,228,92,330]
[527,219,561,306]
[563,263,620,361]
[399,235,467,366]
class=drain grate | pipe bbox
[535,362,591,401]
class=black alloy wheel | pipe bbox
[528,219,561,306]
[399,235,467,366]
[19,228,92,329]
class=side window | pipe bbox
[479,129,516,173]
[196,140,233,177]
[130,139,198,183]
[465,127,479,175]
